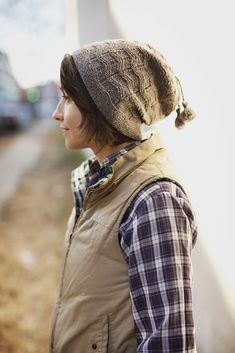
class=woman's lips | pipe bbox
[61,127,69,134]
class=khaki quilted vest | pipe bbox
[50,132,187,353]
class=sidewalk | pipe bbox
[0,119,54,210]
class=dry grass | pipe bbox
[0,130,85,353]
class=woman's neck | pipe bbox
[92,142,134,165]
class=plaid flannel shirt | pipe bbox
[71,142,198,353]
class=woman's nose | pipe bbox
[52,100,64,121]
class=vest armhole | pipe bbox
[117,176,188,240]
[154,177,187,196]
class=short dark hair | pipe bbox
[60,54,135,147]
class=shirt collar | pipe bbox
[87,141,141,189]
[71,141,141,199]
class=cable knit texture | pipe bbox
[72,39,194,140]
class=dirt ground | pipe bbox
[0,129,85,353]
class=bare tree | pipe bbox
[0,0,64,36]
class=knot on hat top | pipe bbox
[72,39,196,140]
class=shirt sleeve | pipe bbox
[119,181,198,353]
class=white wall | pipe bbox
[76,0,123,46]
[109,1,235,352]
[72,1,235,351]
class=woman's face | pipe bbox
[52,93,92,151]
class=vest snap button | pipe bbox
[92,343,97,350]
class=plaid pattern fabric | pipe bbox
[71,141,139,221]
[71,143,198,353]
[119,181,198,352]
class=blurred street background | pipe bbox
[0,0,234,352]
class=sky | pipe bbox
[0,0,67,88]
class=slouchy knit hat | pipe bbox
[71,39,195,140]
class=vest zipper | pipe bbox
[51,189,92,351]
[82,189,91,211]
[50,217,78,352]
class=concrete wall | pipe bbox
[65,0,124,51]
[66,1,235,352]
[76,0,124,46]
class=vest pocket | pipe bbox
[89,315,109,353]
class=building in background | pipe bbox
[33,81,60,119]
[0,50,31,130]
[0,49,60,131]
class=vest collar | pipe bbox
[84,132,165,209]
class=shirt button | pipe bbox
[92,343,97,350]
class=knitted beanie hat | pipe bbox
[71,39,195,140]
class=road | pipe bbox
[0,118,54,211]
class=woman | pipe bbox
[51,39,198,353]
